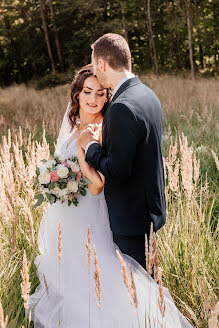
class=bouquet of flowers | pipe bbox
[34,155,91,208]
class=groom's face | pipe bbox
[92,53,109,89]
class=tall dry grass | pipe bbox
[159,131,218,327]
[0,75,218,327]
[0,75,218,142]
[141,74,218,116]
[0,84,69,141]
[0,128,49,327]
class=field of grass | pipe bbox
[0,75,218,327]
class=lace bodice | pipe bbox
[60,136,78,159]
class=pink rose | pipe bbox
[50,170,59,182]
[76,172,82,181]
[61,161,70,168]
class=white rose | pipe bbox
[39,163,48,173]
[67,180,78,193]
[57,165,69,178]
[39,171,51,184]
[58,188,68,200]
[51,186,60,195]
[71,162,80,172]
[45,159,56,169]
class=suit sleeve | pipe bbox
[85,103,141,184]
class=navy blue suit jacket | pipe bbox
[85,77,166,235]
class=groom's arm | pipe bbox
[85,103,142,184]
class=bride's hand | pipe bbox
[89,123,102,146]
[77,125,98,150]
[95,122,102,146]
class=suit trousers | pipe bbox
[113,233,147,270]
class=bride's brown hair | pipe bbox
[68,64,110,130]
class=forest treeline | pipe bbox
[0,0,218,86]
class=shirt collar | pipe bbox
[112,73,135,96]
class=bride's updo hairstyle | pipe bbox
[68,64,110,130]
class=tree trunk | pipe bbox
[166,1,173,62]
[175,0,182,69]
[3,14,16,50]
[212,2,218,74]
[145,0,158,75]
[39,0,56,74]
[119,0,128,43]
[48,0,64,72]
[2,11,22,78]
[19,1,37,74]
[199,44,204,70]
[185,0,195,79]
[103,1,108,21]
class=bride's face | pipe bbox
[78,76,107,115]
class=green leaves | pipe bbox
[34,194,44,208]
[72,198,79,207]
[0,0,217,87]
[70,171,77,180]
[59,182,67,190]
[48,182,55,189]
[80,188,86,196]
[82,176,92,184]
[45,192,56,204]
[34,192,57,208]
[36,167,40,176]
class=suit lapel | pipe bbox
[110,76,141,104]
[102,76,141,148]
[103,76,140,125]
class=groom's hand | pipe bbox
[78,124,99,150]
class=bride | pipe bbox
[28,65,192,328]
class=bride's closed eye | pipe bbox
[83,90,105,97]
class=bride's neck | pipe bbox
[79,111,103,127]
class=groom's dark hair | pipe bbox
[92,33,131,72]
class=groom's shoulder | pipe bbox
[137,79,160,100]
[121,77,159,99]
[114,80,161,109]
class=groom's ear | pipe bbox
[98,58,106,72]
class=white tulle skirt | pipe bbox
[28,189,192,328]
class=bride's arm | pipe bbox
[76,142,105,195]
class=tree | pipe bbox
[184,0,195,79]
[39,0,56,74]
[144,0,158,75]
[48,0,64,71]
[0,0,217,85]
[119,0,129,42]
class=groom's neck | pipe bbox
[109,70,134,92]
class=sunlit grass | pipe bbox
[0,75,218,327]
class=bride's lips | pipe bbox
[87,103,97,108]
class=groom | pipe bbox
[78,33,166,269]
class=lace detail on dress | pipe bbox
[60,137,78,159]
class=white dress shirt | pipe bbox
[85,73,135,154]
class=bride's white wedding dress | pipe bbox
[28,136,192,328]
